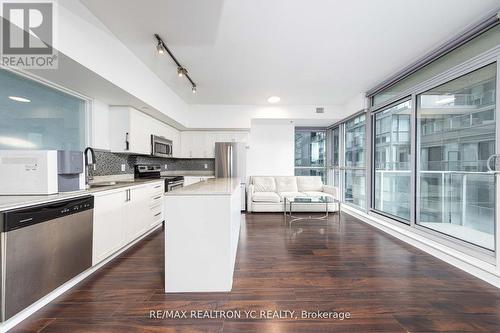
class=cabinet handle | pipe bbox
[154,212,162,217]
[125,132,130,151]
[153,196,161,200]
[154,185,161,189]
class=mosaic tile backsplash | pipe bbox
[93,150,215,176]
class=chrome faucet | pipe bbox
[84,147,96,187]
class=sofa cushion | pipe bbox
[275,176,298,192]
[297,176,324,192]
[252,192,281,203]
[279,192,306,201]
[252,176,277,192]
[302,191,334,199]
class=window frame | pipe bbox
[341,111,368,211]
[366,47,500,262]
[370,97,413,225]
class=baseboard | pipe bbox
[341,205,500,288]
[1,222,164,333]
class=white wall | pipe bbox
[247,119,295,179]
[189,104,340,129]
[188,92,366,129]
[56,0,190,126]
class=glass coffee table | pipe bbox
[283,195,341,224]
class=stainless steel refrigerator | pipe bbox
[215,142,247,210]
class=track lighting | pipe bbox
[154,33,198,94]
[156,41,165,55]
[177,67,187,77]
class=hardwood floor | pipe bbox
[11,212,500,332]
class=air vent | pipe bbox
[316,107,325,114]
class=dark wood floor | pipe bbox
[11,212,500,332]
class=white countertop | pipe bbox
[161,171,215,177]
[165,178,240,196]
[0,178,163,211]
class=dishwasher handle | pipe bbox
[2,195,94,232]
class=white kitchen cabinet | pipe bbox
[109,106,181,157]
[123,185,151,243]
[92,190,126,265]
[92,181,164,265]
[181,131,249,158]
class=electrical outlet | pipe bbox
[121,164,126,172]
[165,164,168,170]
[204,163,208,169]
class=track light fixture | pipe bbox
[154,33,197,94]
[177,67,187,77]
[156,41,165,54]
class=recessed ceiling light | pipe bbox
[9,96,31,103]
[267,96,280,104]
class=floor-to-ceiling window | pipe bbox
[344,114,366,209]
[373,100,412,221]
[416,63,496,251]
[327,126,341,188]
[294,128,327,183]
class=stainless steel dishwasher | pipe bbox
[0,195,94,321]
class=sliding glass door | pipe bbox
[373,100,412,221]
[416,63,496,251]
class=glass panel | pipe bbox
[295,129,327,184]
[345,169,366,208]
[0,69,86,151]
[295,168,327,185]
[332,127,340,166]
[345,114,365,168]
[373,25,500,106]
[417,64,496,250]
[295,130,326,167]
[327,168,340,187]
[374,100,412,221]
[344,114,366,209]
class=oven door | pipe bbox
[151,135,173,157]
[167,181,184,192]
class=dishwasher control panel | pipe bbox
[1,195,94,232]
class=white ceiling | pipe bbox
[81,0,499,106]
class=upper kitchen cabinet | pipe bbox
[109,106,180,157]
[180,131,249,158]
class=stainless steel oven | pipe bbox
[166,177,184,192]
[151,135,173,158]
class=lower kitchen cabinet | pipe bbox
[92,190,126,264]
[124,185,151,243]
[92,182,164,265]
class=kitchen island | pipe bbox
[163,178,242,292]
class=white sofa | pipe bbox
[247,176,339,213]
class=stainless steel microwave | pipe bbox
[151,135,173,158]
